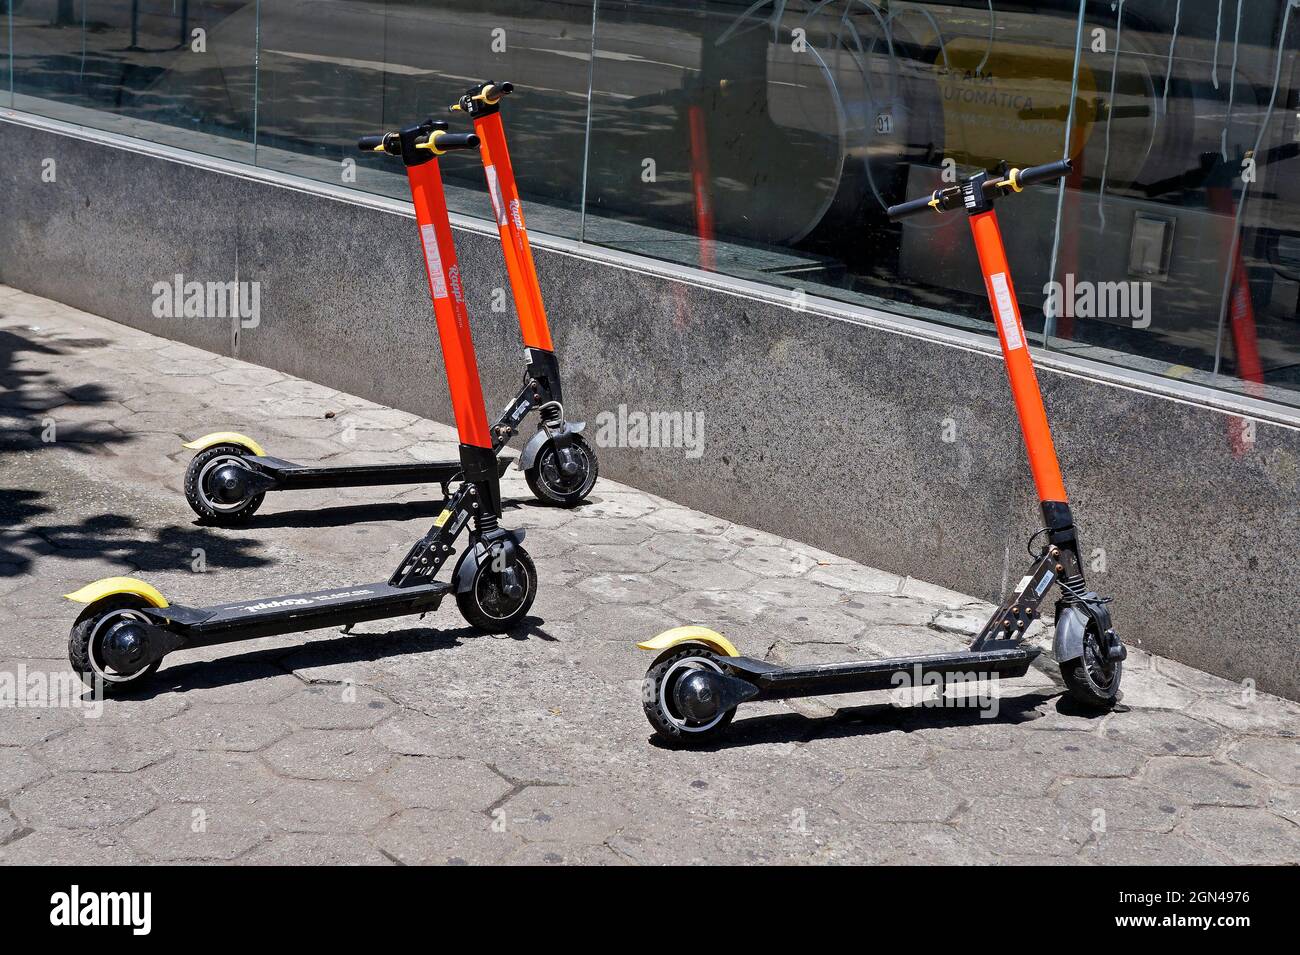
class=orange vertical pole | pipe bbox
[1206,183,1265,386]
[406,160,493,450]
[687,103,716,271]
[471,112,555,352]
[968,209,1070,505]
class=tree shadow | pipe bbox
[0,327,135,456]
[0,488,273,577]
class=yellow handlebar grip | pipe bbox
[415,130,447,155]
[994,169,1024,192]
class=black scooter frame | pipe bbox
[182,84,595,525]
[639,160,1125,745]
[66,120,536,691]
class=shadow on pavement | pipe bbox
[649,692,1078,750]
[0,488,274,577]
[84,616,554,700]
[219,494,530,530]
[229,498,450,530]
[0,328,134,456]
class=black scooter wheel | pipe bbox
[1060,620,1123,709]
[454,545,537,633]
[184,444,265,525]
[524,433,598,507]
[643,645,737,746]
[69,594,163,692]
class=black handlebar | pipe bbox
[887,159,1073,220]
[356,127,479,161]
[430,131,480,152]
[1016,159,1073,187]
[887,193,939,220]
[452,80,516,115]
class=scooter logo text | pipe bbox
[239,590,375,613]
[448,265,465,305]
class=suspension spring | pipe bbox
[537,400,565,430]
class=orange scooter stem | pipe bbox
[407,157,494,450]
[968,209,1070,506]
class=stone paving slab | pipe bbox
[0,286,1297,866]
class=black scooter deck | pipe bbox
[147,581,452,644]
[256,455,513,491]
[729,647,1040,700]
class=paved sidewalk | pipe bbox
[0,285,1297,865]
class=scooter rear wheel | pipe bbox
[525,433,598,507]
[69,594,163,692]
[454,545,537,633]
[184,444,266,525]
[643,645,737,746]
[1060,620,1123,709]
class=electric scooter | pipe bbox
[181,83,597,524]
[65,120,537,691]
[450,81,599,507]
[637,159,1126,744]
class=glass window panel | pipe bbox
[254,0,593,239]
[583,0,1073,338]
[3,0,1296,410]
[1048,0,1300,408]
[11,0,258,160]
[4,1,12,106]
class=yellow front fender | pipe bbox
[636,625,739,657]
[181,431,266,456]
[64,577,169,608]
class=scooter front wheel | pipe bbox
[454,545,537,632]
[68,594,163,692]
[1060,620,1123,709]
[184,444,266,525]
[525,433,598,507]
[643,645,738,746]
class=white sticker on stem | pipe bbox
[990,272,1024,350]
[420,224,448,299]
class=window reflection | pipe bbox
[5,0,1298,405]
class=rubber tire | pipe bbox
[184,444,266,525]
[68,594,163,692]
[454,545,537,633]
[524,433,598,507]
[1060,622,1123,709]
[642,645,738,747]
